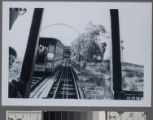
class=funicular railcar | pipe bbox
[63,46,71,58]
[34,37,64,74]
[63,46,71,67]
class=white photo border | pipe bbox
[2,1,152,107]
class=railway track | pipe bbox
[29,70,61,98]
[47,66,81,99]
[31,76,46,90]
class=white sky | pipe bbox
[3,2,152,65]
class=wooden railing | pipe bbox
[123,90,143,100]
[114,90,143,100]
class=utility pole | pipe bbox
[110,9,124,99]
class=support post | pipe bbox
[19,8,43,98]
[110,9,124,99]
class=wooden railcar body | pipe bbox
[34,37,64,74]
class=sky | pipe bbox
[3,2,152,65]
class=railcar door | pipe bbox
[54,42,64,70]
[34,39,49,73]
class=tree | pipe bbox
[70,22,108,63]
[86,40,101,62]
[86,21,107,42]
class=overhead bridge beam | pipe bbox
[20,8,44,98]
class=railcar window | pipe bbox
[47,53,54,60]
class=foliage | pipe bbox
[71,22,108,62]
[86,40,101,61]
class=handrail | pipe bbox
[70,67,80,99]
[123,90,143,100]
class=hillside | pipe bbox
[72,60,144,99]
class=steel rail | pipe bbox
[70,67,80,99]
[52,68,64,99]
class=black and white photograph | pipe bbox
[7,111,42,120]
[2,2,152,106]
[107,112,146,120]
[6,111,147,120]
[6,111,106,120]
